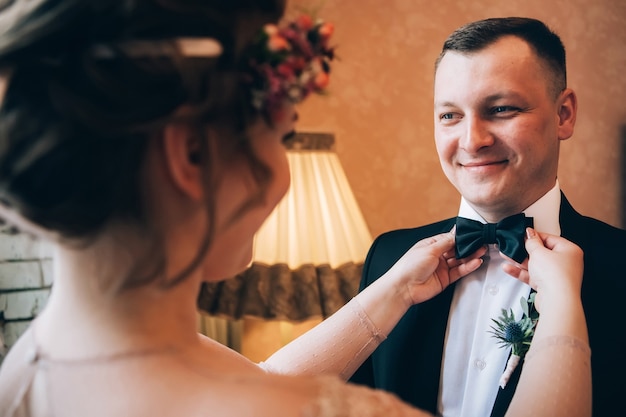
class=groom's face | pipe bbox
[433,36,567,222]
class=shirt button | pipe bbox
[474,358,487,370]
[487,284,499,295]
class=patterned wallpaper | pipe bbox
[288,0,626,243]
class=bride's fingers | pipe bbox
[499,251,529,270]
[445,245,487,267]
[502,262,531,285]
[412,232,455,250]
[450,257,484,281]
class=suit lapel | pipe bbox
[558,193,588,244]
[375,219,457,414]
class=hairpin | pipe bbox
[0,38,223,107]
[90,38,223,59]
[244,14,336,114]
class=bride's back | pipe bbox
[0,327,432,417]
[0,328,315,417]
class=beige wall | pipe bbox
[290,0,626,240]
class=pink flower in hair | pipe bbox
[313,71,329,89]
[267,35,290,52]
[263,24,279,36]
[318,22,334,39]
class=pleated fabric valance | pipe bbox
[197,261,362,321]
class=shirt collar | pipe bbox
[457,180,561,235]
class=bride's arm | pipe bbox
[503,229,591,417]
[260,231,485,380]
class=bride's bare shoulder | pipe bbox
[190,335,430,417]
[188,371,430,417]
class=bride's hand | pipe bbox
[384,230,486,306]
[502,228,583,312]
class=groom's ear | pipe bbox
[557,88,577,141]
[162,123,204,201]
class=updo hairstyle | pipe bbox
[0,0,285,242]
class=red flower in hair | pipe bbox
[296,14,314,31]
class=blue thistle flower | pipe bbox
[503,321,525,344]
[489,296,538,357]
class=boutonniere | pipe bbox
[489,293,539,388]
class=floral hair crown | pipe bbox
[244,14,336,116]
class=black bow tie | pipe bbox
[455,213,534,263]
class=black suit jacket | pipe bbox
[349,194,626,417]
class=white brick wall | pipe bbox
[0,261,47,289]
[0,227,53,365]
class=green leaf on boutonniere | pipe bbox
[521,292,539,322]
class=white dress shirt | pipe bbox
[437,182,562,417]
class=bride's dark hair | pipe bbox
[0,0,285,287]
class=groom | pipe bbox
[349,17,626,417]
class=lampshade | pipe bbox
[198,132,372,321]
[253,132,372,268]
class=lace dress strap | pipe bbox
[0,328,42,417]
